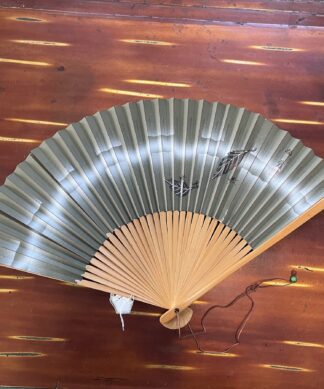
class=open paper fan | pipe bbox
[0,99,323,328]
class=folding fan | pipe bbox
[0,99,323,329]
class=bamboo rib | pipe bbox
[96,246,148,293]
[123,223,164,301]
[143,214,170,302]
[159,199,323,326]
[176,216,214,300]
[87,259,161,305]
[186,199,324,307]
[79,211,251,326]
[114,227,164,303]
[103,234,157,297]
[78,279,134,297]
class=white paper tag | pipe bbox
[109,293,134,314]
[109,294,134,331]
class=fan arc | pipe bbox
[0,98,323,328]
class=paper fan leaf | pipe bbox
[0,98,322,327]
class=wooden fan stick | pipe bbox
[172,210,184,306]
[152,212,171,301]
[179,235,250,304]
[173,211,193,304]
[94,247,153,297]
[125,221,166,299]
[159,199,323,327]
[176,214,206,298]
[143,214,171,302]
[79,203,323,328]
[180,241,251,304]
[79,279,154,306]
[80,210,217,313]
[113,228,161,297]
[102,234,162,301]
[166,212,175,301]
[86,261,162,306]
[175,216,216,301]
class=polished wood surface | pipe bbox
[0,1,323,388]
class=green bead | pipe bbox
[290,275,297,283]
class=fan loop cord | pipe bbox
[178,271,297,354]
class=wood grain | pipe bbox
[0,2,323,388]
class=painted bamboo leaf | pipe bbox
[165,177,199,197]
[275,149,293,173]
[212,148,257,179]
